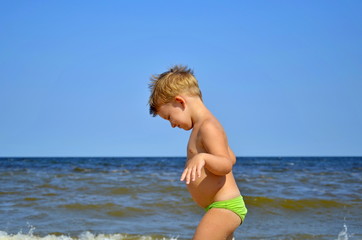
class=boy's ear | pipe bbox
[174,96,186,108]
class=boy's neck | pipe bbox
[185,96,212,126]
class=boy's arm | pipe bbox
[181,120,233,184]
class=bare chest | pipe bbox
[187,128,204,158]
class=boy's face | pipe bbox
[157,98,193,131]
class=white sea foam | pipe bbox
[0,231,178,240]
[336,224,349,240]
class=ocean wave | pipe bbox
[0,231,179,240]
[106,207,154,217]
[244,196,357,210]
[106,187,132,195]
[60,203,117,210]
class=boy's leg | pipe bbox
[193,208,241,240]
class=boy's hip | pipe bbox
[205,195,248,222]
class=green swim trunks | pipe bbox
[205,196,247,223]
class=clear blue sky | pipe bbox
[1,1,361,157]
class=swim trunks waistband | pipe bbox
[205,195,248,223]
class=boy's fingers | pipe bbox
[191,167,196,181]
[180,168,187,181]
[197,166,202,177]
[181,168,192,183]
[186,169,191,184]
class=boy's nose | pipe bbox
[171,122,176,128]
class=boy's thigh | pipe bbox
[193,208,241,240]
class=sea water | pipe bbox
[0,157,361,240]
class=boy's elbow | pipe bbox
[217,159,233,175]
[224,162,233,174]
[205,155,234,176]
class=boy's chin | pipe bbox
[176,124,191,131]
[183,124,193,131]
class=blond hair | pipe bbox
[148,65,202,116]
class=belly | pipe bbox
[185,168,227,207]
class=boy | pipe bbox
[148,65,247,240]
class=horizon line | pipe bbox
[1,155,361,158]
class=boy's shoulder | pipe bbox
[198,116,225,138]
[195,115,229,155]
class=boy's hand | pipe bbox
[180,154,205,184]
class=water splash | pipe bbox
[336,224,348,240]
[27,222,36,236]
[0,231,179,240]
